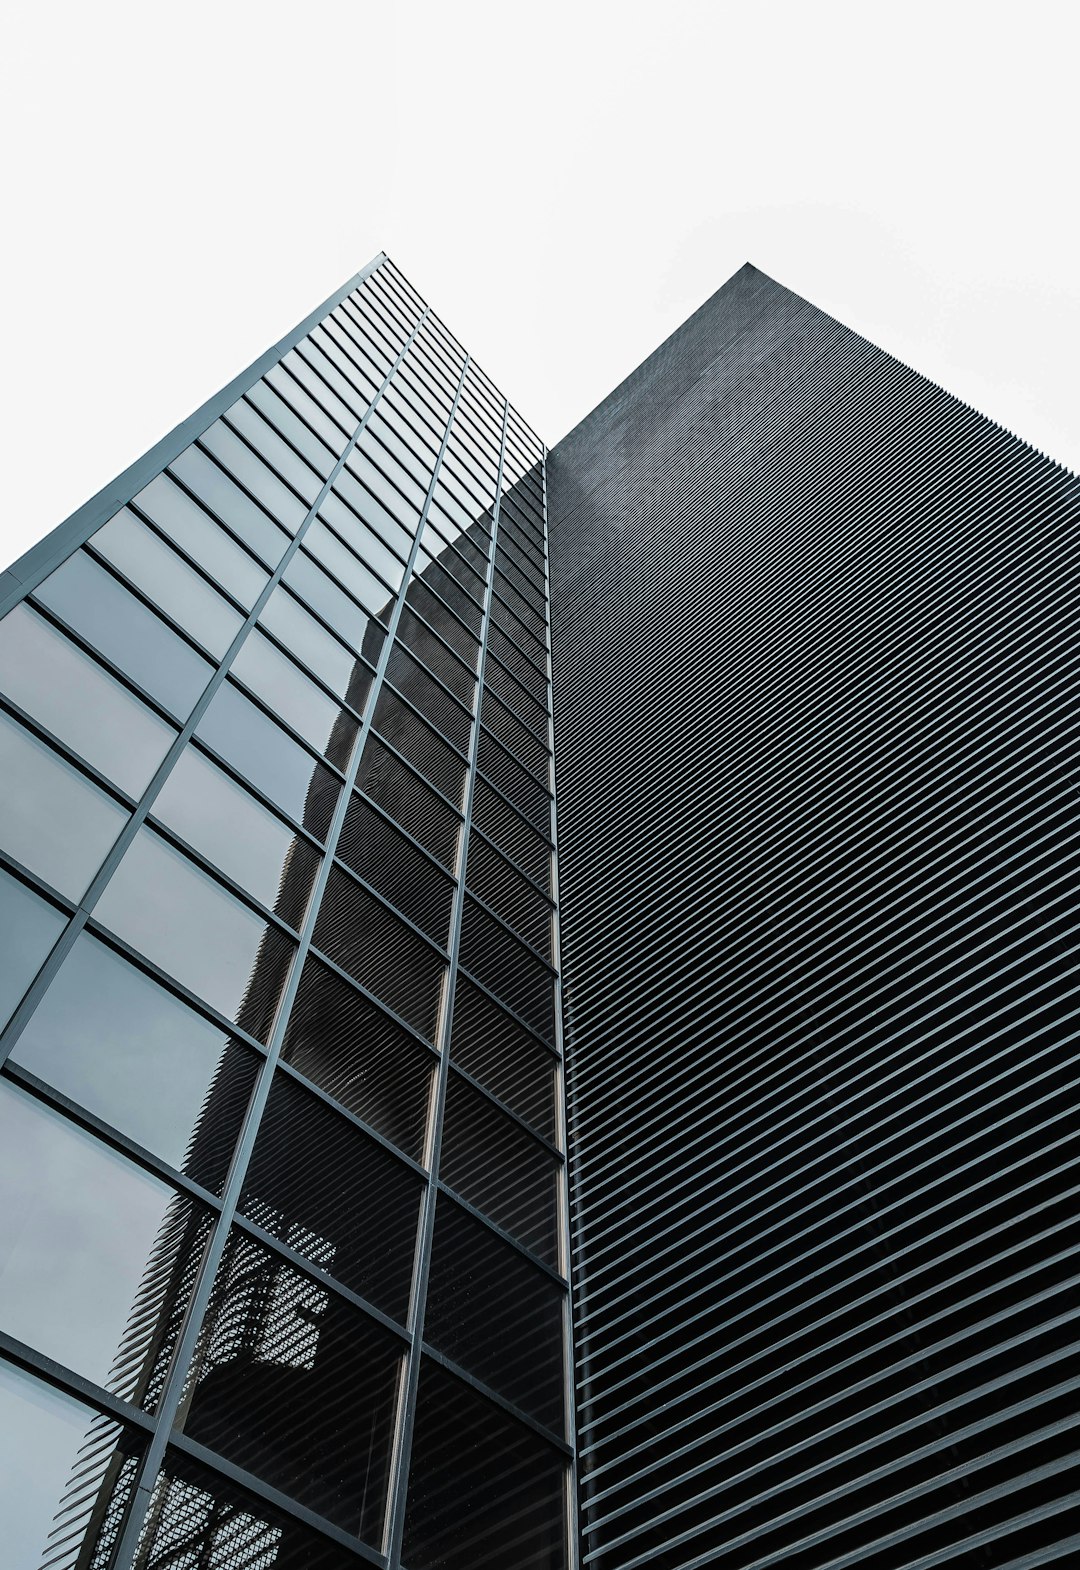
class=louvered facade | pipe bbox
[1,255,1078,1570]
[548,263,1080,1570]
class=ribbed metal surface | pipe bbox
[549,264,1080,1570]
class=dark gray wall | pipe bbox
[549,264,1080,1569]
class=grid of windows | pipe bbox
[0,257,570,1570]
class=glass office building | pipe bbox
[3,254,1080,1570]
[0,255,570,1570]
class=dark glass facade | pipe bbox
[3,253,1079,1570]
[0,255,569,1570]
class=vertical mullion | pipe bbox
[543,444,581,1569]
[382,395,512,1568]
[0,288,429,1077]
[104,296,468,1570]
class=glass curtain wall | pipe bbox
[0,257,570,1570]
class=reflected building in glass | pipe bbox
[3,254,1080,1570]
[0,255,566,1570]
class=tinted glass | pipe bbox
[34,550,213,717]
[241,1072,423,1321]
[0,710,128,898]
[200,420,309,532]
[132,1448,363,1570]
[305,518,392,612]
[92,510,243,657]
[284,549,387,656]
[0,1362,140,1570]
[11,931,258,1189]
[94,828,295,1040]
[133,471,269,607]
[0,603,175,794]
[404,1358,566,1570]
[169,445,291,567]
[153,745,320,926]
[232,629,358,768]
[259,584,361,700]
[196,682,340,839]
[0,866,66,1031]
[0,1081,211,1405]
[180,1228,400,1539]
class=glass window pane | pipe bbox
[258,584,360,700]
[0,866,66,1031]
[94,828,295,1040]
[241,1072,423,1321]
[232,629,358,768]
[305,518,392,612]
[284,548,387,658]
[0,1081,212,1405]
[132,471,269,607]
[34,550,213,718]
[200,421,309,532]
[0,603,175,795]
[450,976,556,1141]
[180,1228,400,1541]
[404,1358,566,1570]
[425,1195,564,1431]
[0,1362,141,1570]
[132,1448,362,1570]
[224,398,328,496]
[280,955,433,1162]
[169,445,291,568]
[153,745,320,927]
[91,510,244,657]
[10,932,258,1189]
[195,682,340,840]
[0,710,128,899]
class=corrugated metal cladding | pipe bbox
[548,263,1080,1570]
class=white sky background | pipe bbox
[2,0,1078,570]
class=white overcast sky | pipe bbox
[3,0,1078,570]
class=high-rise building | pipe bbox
[0,254,1077,1570]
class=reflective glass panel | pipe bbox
[169,446,291,567]
[0,866,66,1031]
[232,629,357,768]
[0,603,175,795]
[404,1358,566,1570]
[91,509,243,657]
[180,1228,400,1540]
[153,745,320,927]
[284,548,387,656]
[133,471,269,607]
[195,681,340,839]
[94,828,295,1040]
[0,1081,212,1405]
[11,932,258,1189]
[0,1362,140,1570]
[259,584,360,699]
[34,550,213,718]
[0,710,128,898]
[200,420,309,531]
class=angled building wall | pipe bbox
[549,264,1080,1570]
[0,256,570,1570]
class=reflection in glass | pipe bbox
[0,710,128,898]
[284,547,388,656]
[241,1071,423,1321]
[232,629,358,769]
[0,866,67,1031]
[133,1448,365,1569]
[34,550,213,718]
[259,584,361,700]
[0,1081,211,1406]
[169,445,291,568]
[94,828,295,1041]
[196,681,340,839]
[0,1361,140,1570]
[404,1357,566,1570]
[180,1228,400,1540]
[199,421,309,531]
[92,509,243,657]
[10,932,257,1190]
[133,471,269,607]
[153,745,320,927]
[0,603,175,795]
